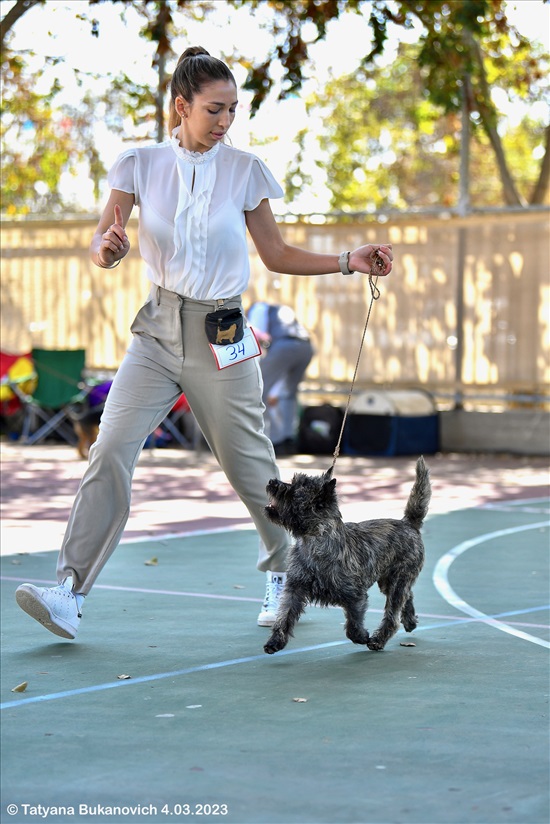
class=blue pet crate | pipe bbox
[342,389,439,457]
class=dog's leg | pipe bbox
[264,587,307,655]
[368,577,411,651]
[343,597,370,645]
[400,592,418,632]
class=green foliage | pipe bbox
[1,0,548,212]
[306,45,459,210]
[0,54,73,214]
[284,127,313,203]
[304,36,548,211]
[237,0,364,113]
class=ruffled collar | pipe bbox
[170,128,220,165]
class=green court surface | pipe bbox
[1,498,548,824]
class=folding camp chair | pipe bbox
[157,393,194,447]
[17,348,88,446]
[0,352,37,437]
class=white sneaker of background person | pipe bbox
[257,571,286,627]
[15,578,84,640]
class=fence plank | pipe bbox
[1,212,548,398]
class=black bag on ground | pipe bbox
[297,404,344,455]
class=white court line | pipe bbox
[2,576,549,631]
[484,498,549,506]
[433,520,550,649]
[481,497,550,515]
[119,522,256,545]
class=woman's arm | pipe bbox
[245,199,393,277]
[90,189,135,269]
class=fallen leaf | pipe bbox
[144,557,158,566]
[117,674,132,680]
[400,642,416,647]
[292,697,308,703]
[12,681,28,693]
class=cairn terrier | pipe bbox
[263,456,431,655]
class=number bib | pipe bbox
[209,326,261,370]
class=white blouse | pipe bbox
[107,131,283,300]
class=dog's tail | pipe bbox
[403,456,431,530]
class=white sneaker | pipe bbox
[257,571,286,627]
[16,577,83,639]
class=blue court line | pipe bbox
[2,604,548,711]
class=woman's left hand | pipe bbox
[349,244,393,276]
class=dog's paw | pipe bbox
[346,629,370,646]
[403,618,418,633]
[264,634,287,655]
[366,635,385,651]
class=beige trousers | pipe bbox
[57,287,290,594]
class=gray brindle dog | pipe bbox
[263,457,431,655]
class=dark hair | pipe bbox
[168,47,236,134]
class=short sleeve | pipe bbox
[244,157,284,211]
[107,150,138,203]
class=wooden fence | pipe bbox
[1,210,548,405]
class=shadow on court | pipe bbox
[1,446,549,824]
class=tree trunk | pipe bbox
[467,32,526,207]
[530,124,550,204]
[457,75,471,216]
[155,49,166,144]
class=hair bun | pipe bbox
[181,46,210,60]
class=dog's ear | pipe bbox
[323,477,337,494]
[323,466,333,481]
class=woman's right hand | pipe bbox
[97,204,130,268]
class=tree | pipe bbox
[1,0,548,211]
[302,44,459,211]
[1,53,75,214]
[301,40,548,211]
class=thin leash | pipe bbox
[329,273,381,476]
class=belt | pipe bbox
[151,285,238,310]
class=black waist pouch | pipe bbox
[205,307,244,345]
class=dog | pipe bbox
[263,456,431,655]
[216,323,238,344]
[72,417,100,459]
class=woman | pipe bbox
[16,47,393,641]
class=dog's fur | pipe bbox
[263,456,431,654]
[73,418,99,459]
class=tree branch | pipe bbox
[1,0,45,56]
